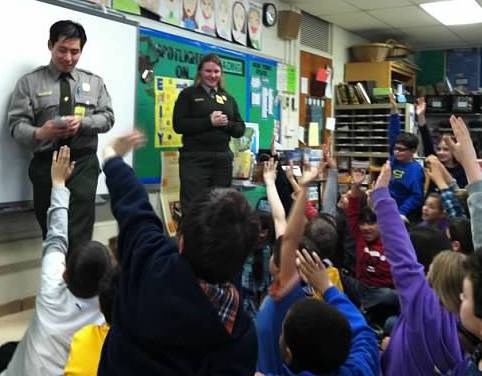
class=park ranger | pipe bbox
[7,20,114,249]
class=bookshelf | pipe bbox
[334,103,415,187]
[344,61,416,96]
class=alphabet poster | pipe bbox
[154,76,192,148]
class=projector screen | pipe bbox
[0,0,138,204]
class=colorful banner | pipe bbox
[154,76,192,148]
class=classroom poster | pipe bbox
[247,1,262,50]
[216,0,232,40]
[160,151,181,237]
[113,0,141,14]
[159,0,181,25]
[231,122,258,179]
[137,0,161,14]
[197,0,216,35]
[232,0,248,45]
[181,0,198,30]
[154,76,192,148]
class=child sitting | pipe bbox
[261,249,379,375]
[97,131,260,375]
[343,168,398,321]
[388,94,425,222]
[372,161,466,375]
[64,267,119,375]
[1,147,113,376]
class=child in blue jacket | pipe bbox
[388,94,425,222]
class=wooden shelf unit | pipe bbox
[344,61,416,95]
[334,103,415,186]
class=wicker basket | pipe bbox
[350,43,391,62]
[386,39,412,58]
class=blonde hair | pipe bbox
[428,250,466,314]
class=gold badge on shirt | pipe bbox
[215,94,225,104]
[74,105,86,118]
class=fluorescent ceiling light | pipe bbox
[420,0,482,25]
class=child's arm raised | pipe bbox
[445,116,482,249]
[296,249,379,375]
[263,158,287,238]
[39,146,75,299]
[278,164,318,288]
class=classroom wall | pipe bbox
[0,5,370,310]
[331,25,370,85]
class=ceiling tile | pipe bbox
[321,11,391,30]
[402,26,462,44]
[408,0,446,4]
[290,0,358,16]
[367,5,440,28]
[344,0,412,10]
[448,24,482,43]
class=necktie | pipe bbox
[59,73,72,116]
[58,73,72,146]
[210,88,216,99]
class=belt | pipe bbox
[33,148,95,161]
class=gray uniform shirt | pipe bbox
[7,61,114,153]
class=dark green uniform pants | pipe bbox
[28,152,99,250]
[179,151,233,213]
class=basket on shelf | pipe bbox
[386,39,413,58]
[349,43,391,62]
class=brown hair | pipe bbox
[428,250,466,314]
[194,53,225,89]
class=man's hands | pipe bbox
[210,111,228,127]
[35,116,82,141]
[296,249,333,295]
[51,146,75,187]
[103,130,146,162]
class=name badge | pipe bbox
[82,82,91,92]
[74,105,86,118]
[36,91,52,97]
[215,95,224,104]
[194,97,205,102]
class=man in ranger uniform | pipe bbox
[7,20,114,249]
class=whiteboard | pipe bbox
[0,0,138,203]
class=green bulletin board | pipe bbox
[135,27,277,183]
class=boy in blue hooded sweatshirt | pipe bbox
[256,248,379,376]
[388,93,425,222]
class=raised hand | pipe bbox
[425,155,449,189]
[103,130,146,161]
[300,162,319,187]
[445,116,481,184]
[389,92,398,113]
[416,97,426,117]
[263,157,277,185]
[51,146,75,187]
[296,249,333,295]
[374,161,391,190]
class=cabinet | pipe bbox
[334,104,415,185]
[345,61,416,95]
